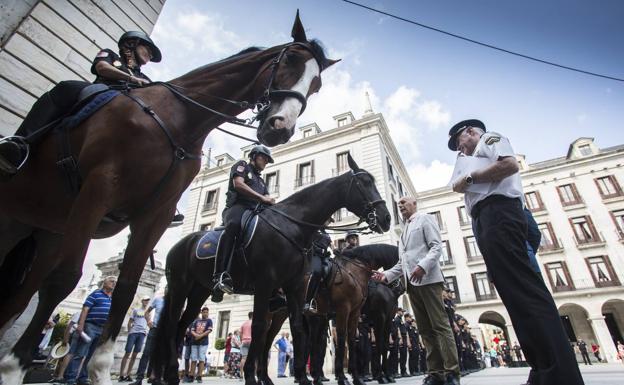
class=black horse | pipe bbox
[152,154,391,385]
[343,244,402,384]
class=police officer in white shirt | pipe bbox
[448,119,584,385]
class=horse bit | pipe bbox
[346,171,386,232]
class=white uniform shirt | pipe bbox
[464,132,524,215]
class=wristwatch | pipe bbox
[465,174,474,185]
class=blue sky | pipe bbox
[83,0,624,279]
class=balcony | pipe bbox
[332,168,348,177]
[466,255,484,264]
[475,292,497,301]
[294,176,315,188]
[267,185,279,195]
[440,258,454,267]
[538,238,564,255]
[201,201,218,213]
[573,232,606,250]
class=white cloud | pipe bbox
[409,160,455,192]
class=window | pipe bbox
[386,158,395,182]
[337,118,348,127]
[557,183,582,206]
[398,181,404,197]
[578,144,592,156]
[440,240,453,266]
[570,216,600,245]
[391,195,400,226]
[525,191,545,212]
[545,262,574,292]
[464,236,481,260]
[216,158,224,167]
[199,222,213,231]
[243,150,250,159]
[444,276,460,303]
[295,161,314,187]
[472,272,496,301]
[216,311,230,339]
[333,208,354,222]
[303,129,312,138]
[202,189,218,212]
[265,171,279,194]
[595,175,622,198]
[428,211,444,231]
[457,206,471,226]
[586,256,620,287]
[611,209,624,239]
[537,222,559,251]
[336,152,350,175]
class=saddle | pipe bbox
[195,210,259,259]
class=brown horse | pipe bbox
[308,254,373,385]
[0,12,337,385]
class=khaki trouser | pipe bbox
[407,281,459,379]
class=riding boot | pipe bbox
[303,273,322,315]
[212,231,235,303]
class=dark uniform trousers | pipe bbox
[217,203,250,272]
[473,196,584,385]
[408,345,420,374]
[388,339,398,375]
[398,336,408,375]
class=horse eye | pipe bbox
[285,52,301,64]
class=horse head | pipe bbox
[344,154,392,233]
[255,10,339,146]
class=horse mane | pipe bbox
[344,244,399,270]
[177,39,329,79]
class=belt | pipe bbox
[471,195,519,219]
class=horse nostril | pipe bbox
[269,116,286,129]
[385,214,391,223]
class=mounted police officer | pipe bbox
[303,225,332,314]
[0,31,161,178]
[212,145,275,302]
[334,230,359,256]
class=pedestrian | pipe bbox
[275,331,289,378]
[130,291,165,385]
[227,330,242,379]
[512,342,523,363]
[50,312,81,383]
[590,343,602,363]
[223,332,232,377]
[448,119,584,385]
[577,339,592,365]
[183,327,193,382]
[64,276,117,385]
[119,296,150,381]
[373,197,460,385]
[240,311,253,376]
[616,341,624,365]
[405,314,421,375]
[188,307,213,383]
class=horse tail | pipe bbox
[0,235,36,300]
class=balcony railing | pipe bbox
[573,231,605,248]
[440,258,454,267]
[539,238,563,253]
[459,218,472,227]
[466,254,483,263]
[202,201,218,212]
[332,168,348,177]
[295,176,315,188]
[475,292,497,301]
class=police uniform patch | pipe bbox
[96,50,109,58]
[485,136,501,145]
[236,165,245,172]
[247,172,253,179]
[112,60,122,68]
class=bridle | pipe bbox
[159,42,323,133]
[346,171,386,232]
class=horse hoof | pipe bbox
[376,377,388,384]
[313,378,324,385]
[385,376,395,383]
[353,377,366,385]
[337,378,352,385]
[298,377,312,385]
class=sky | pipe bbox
[81,0,624,285]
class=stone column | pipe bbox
[588,314,618,363]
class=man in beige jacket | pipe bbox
[373,196,459,385]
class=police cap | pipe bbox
[447,119,486,151]
[249,145,274,163]
[118,31,162,62]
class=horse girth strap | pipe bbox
[122,91,200,218]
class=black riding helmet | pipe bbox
[249,145,274,163]
[118,31,162,62]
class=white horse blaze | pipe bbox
[88,338,115,385]
[0,352,25,385]
[273,58,320,129]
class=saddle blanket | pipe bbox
[63,89,120,131]
[196,211,259,259]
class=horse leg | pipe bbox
[284,287,311,385]
[334,308,350,385]
[244,287,271,385]
[88,204,176,385]
[347,311,365,385]
[381,320,394,384]
[258,309,287,385]
[0,231,67,385]
[308,316,324,385]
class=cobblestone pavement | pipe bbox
[33,364,624,385]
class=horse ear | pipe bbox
[347,153,360,172]
[291,10,308,42]
[323,58,341,70]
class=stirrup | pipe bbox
[303,299,318,315]
[0,136,29,172]
[215,272,234,294]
